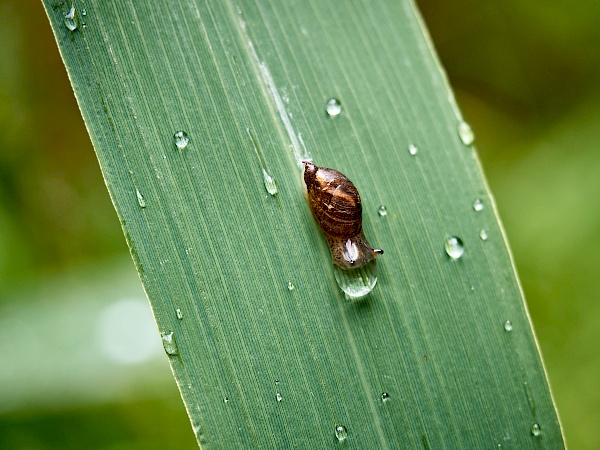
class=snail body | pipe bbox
[303,161,383,270]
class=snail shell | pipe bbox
[303,161,383,270]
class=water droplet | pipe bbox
[223,396,229,403]
[335,425,348,441]
[262,169,278,195]
[80,8,87,27]
[333,259,378,298]
[136,188,146,208]
[326,98,342,117]
[445,236,464,259]
[64,6,77,31]
[160,331,179,355]
[531,423,541,437]
[176,308,183,320]
[472,198,484,212]
[381,392,390,402]
[276,392,283,402]
[287,281,295,291]
[173,131,189,149]
[408,144,418,155]
[504,320,513,332]
[458,121,475,145]
[377,205,388,217]
[479,229,488,241]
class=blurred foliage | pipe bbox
[0,0,125,292]
[0,0,598,448]
[0,399,196,450]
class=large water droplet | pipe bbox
[445,236,464,259]
[408,144,418,155]
[262,169,277,195]
[160,331,179,355]
[64,6,77,31]
[472,198,484,212]
[176,308,183,320]
[381,392,390,402]
[174,131,189,150]
[504,320,513,332]
[458,121,475,145]
[378,205,388,217]
[479,229,488,241]
[531,423,541,437]
[335,425,348,441]
[136,188,146,208]
[326,98,342,117]
[333,259,378,298]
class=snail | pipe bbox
[303,161,383,270]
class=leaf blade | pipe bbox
[42,0,565,448]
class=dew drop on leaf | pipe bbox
[445,236,464,259]
[335,425,348,441]
[64,6,77,31]
[326,98,342,117]
[262,169,277,196]
[458,121,475,145]
[136,188,146,208]
[173,131,189,149]
[160,331,179,355]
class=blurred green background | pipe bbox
[1,0,597,448]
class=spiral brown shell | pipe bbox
[303,161,383,270]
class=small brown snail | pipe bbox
[303,161,383,270]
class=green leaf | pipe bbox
[41,0,565,448]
